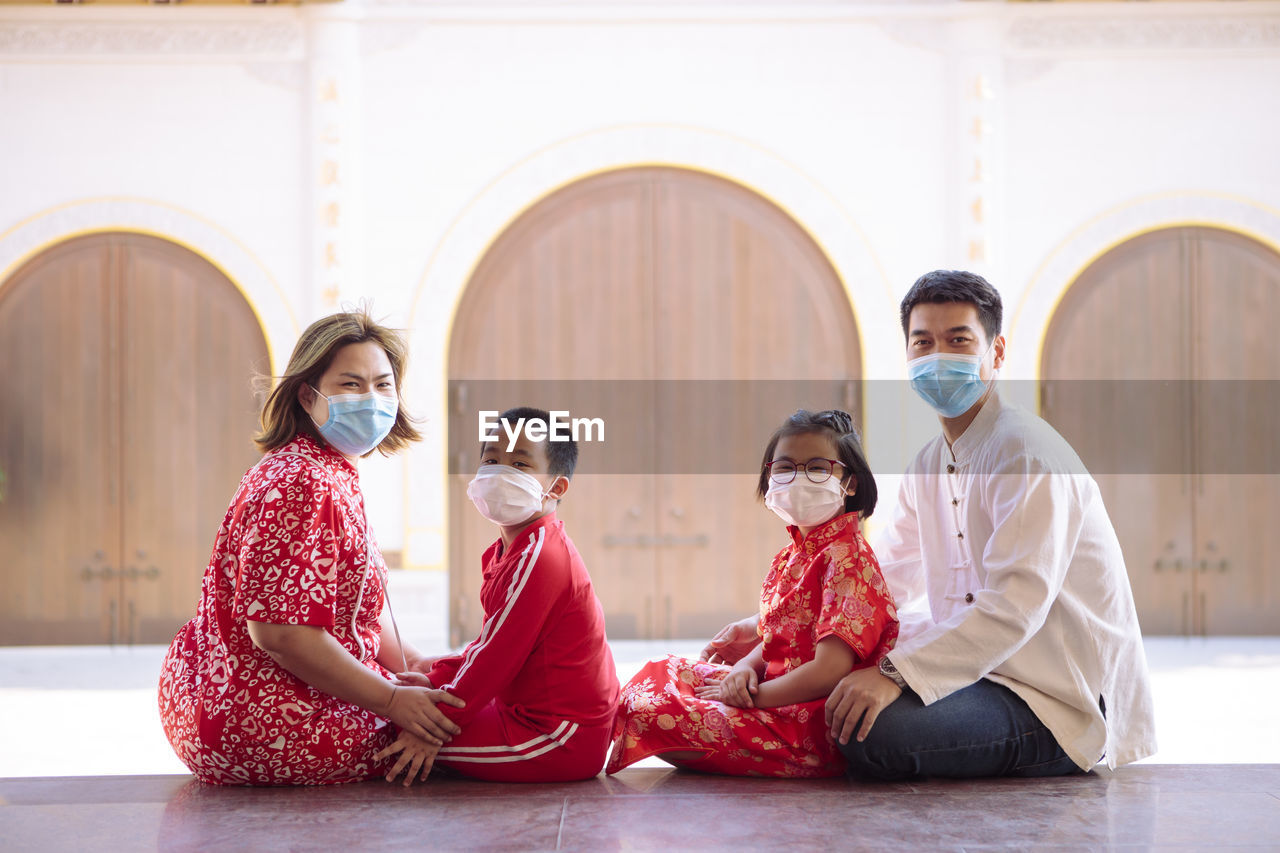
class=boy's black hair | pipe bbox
[899,269,1003,343]
[755,409,877,520]
[485,406,578,479]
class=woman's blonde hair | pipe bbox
[254,308,423,455]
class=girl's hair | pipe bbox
[755,409,878,519]
[254,308,423,456]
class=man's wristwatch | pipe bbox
[878,655,907,689]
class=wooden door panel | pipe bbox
[0,232,268,645]
[1191,229,1280,634]
[448,176,657,641]
[0,236,120,644]
[450,168,863,640]
[652,170,863,638]
[119,234,268,644]
[1041,228,1194,635]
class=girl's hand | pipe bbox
[384,686,465,743]
[375,730,442,786]
[716,666,759,708]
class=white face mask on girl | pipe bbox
[466,464,559,527]
[764,477,847,528]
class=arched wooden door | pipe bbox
[0,232,269,645]
[448,167,862,642]
[1041,226,1280,635]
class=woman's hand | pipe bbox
[375,730,442,786]
[699,615,762,666]
[384,686,466,744]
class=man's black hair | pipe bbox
[899,269,1003,343]
[755,409,877,519]
[490,406,578,479]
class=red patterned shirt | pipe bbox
[759,511,899,679]
[159,433,393,785]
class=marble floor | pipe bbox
[2,764,1278,851]
[2,639,1279,850]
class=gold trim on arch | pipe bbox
[0,196,299,374]
[0,226,279,377]
[1031,219,1280,418]
[1011,189,1280,382]
[409,156,882,572]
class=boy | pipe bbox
[377,406,619,783]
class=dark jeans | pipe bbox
[838,678,1084,781]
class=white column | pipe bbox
[304,0,366,320]
[948,15,1006,285]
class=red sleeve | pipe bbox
[233,465,342,628]
[426,653,465,687]
[429,526,564,727]
[815,536,900,665]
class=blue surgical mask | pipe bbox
[309,386,398,457]
[908,349,995,418]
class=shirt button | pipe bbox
[946,464,956,474]
[965,592,975,604]
[951,498,959,506]
[956,532,964,539]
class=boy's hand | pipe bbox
[375,730,442,786]
[404,654,446,676]
[393,671,434,688]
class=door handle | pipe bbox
[1154,558,1185,572]
[122,566,161,581]
[81,566,118,581]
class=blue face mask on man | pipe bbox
[309,385,398,456]
[908,346,996,418]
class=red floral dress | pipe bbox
[158,433,395,785]
[607,512,898,777]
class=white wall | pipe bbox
[2,0,1278,571]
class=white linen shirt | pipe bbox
[876,391,1156,770]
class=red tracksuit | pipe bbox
[428,513,619,781]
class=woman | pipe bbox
[158,309,461,785]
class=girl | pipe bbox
[607,409,898,777]
[158,309,462,785]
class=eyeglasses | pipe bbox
[765,458,845,485]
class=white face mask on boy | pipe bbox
[466,464,559,527]
[764,477,847,528]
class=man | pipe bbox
[706,270,1155,779]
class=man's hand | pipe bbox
[699,615,761,665]
[375,730,442,787]
[824,667,903,746]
